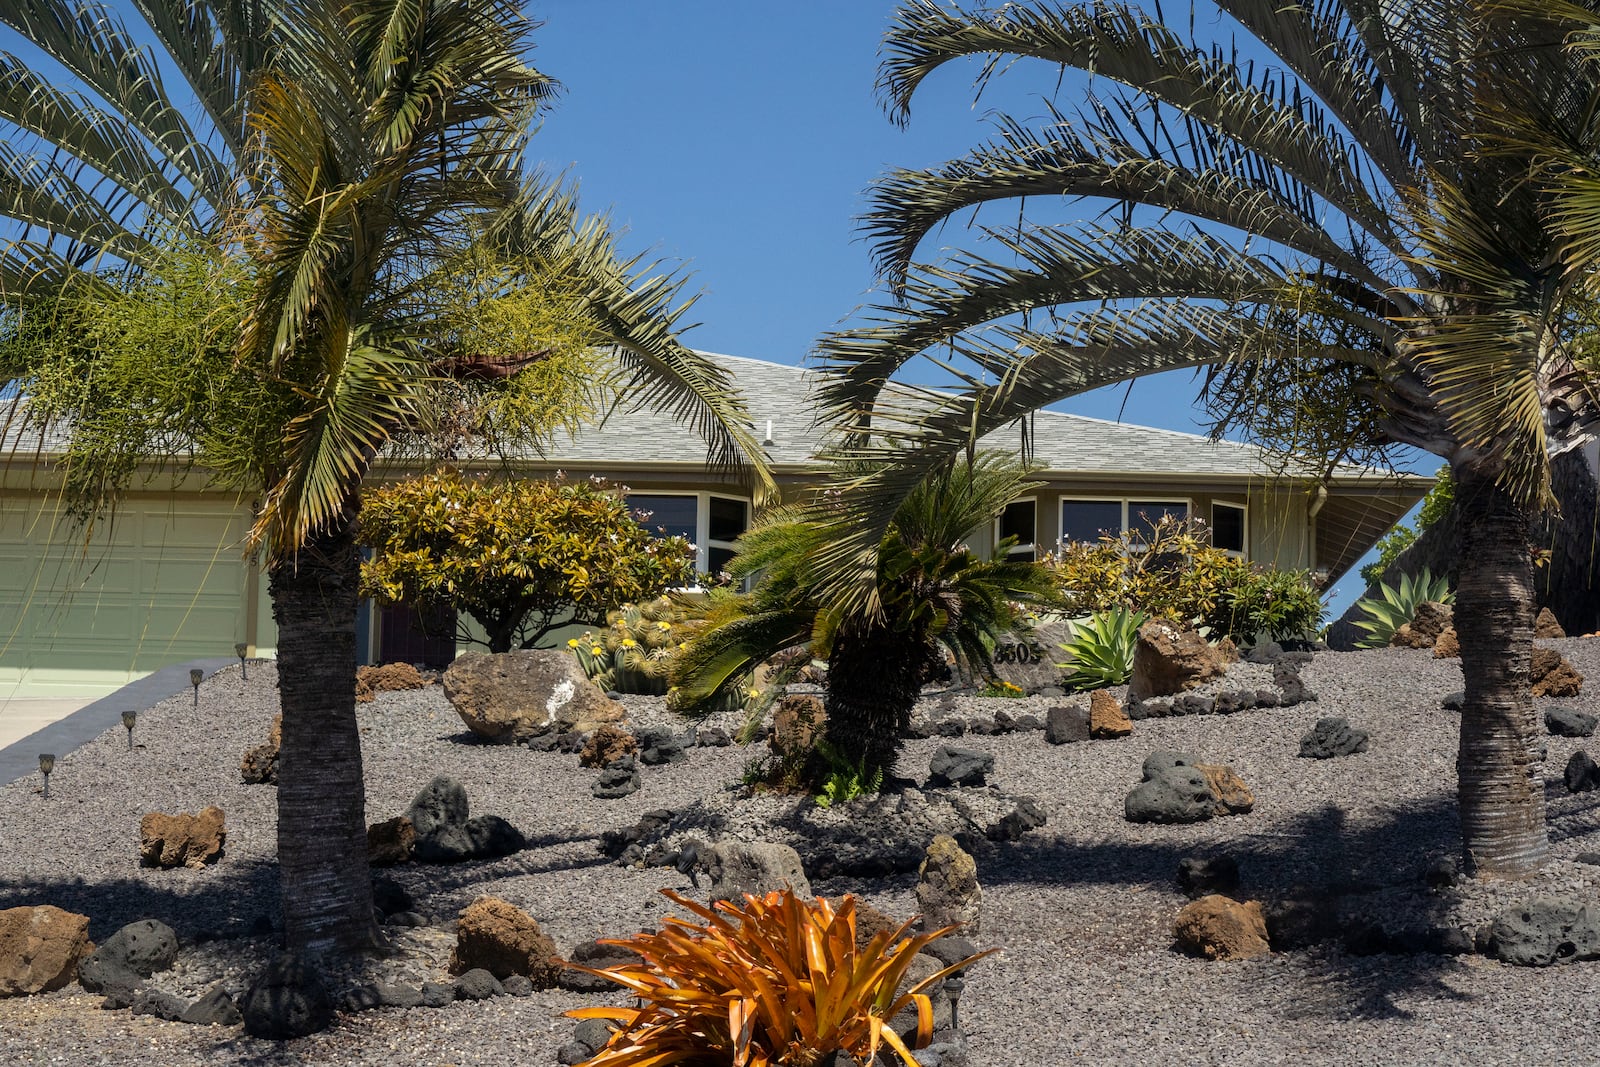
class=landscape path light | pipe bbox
[38,753,54,799]
[235,642,249,681]
[190,668,204,706]
[122,710,136,750]
[945,969,966,1031]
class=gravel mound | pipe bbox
[4,642,1600,1065]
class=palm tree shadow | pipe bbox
[974,795,1554,1021]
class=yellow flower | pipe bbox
[590,647,603,656]
[656,621,672,631]
[567,638,579,648]
[621,638,638,648]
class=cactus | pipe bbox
[571,598,697,694]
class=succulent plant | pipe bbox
[571,597,698,694]
[1056,604,1150,690]
[1352,567,1454,649]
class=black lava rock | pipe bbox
[1546,706,1598,738]
[1298,717,1370,760]
[1044,704,1089,745]
[928,745,994,788]
[180,984,242,1026]
[1177,855,1240,898]
[1567,751,1600,793]
[453,968,503,1001]
[636,727,689,766]
[592,755,642,799]
[240,954,334,1039]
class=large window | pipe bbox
[626,492,750,578]
[995,499,1037,560]
[1060,498,1190,548]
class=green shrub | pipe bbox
[812,740,883,807]
[1048,514,1322,644]
[1353,566,1454,648]
[1057,605,1149,690]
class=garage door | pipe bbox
[0,491,260,694]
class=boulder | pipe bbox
[705,840,812,903]
[239,954,333,1039]
[580,725,637,768]
[450,897,564,987]
[0,905,94,997]
[1566,751,1600,793]
[1088,689,1132,739]
[139,806,226,869]
[558,939,643,993]
[592,755,642,799]
[1298,717,1370,759]
[1036,703,1088,748]
[1195,763,1254,816]
[1546,706,1597,738]
[1392,601,1453,649]
[771,694,826,759]
[1433,628,1460,658]
[1177,856,1240,899]
[927,746,993,788]
[405,777,524,863]
[1536,606,1568,639]
[90,920,177,979]
[1532,647,1585,698]
[366,816,415,867]
[442,650,624,743]
[1127,621,1228,700]
[916,835,981,935]
[1173,895,1270,960]
[1486,898,1600,966]
[986,796,1048,842]
[1124,751,1214,824]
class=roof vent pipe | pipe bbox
[763,420,774,446]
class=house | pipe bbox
[0,353,1429,698]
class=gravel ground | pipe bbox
[5,642,1600,1065]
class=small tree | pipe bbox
[358,472,694,653]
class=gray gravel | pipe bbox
[5,642,1600,1065]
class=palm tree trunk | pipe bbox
[822,621,924,785]
[1453,463,1548,876]
[269,519,382,955]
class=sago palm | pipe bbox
[671,451,1059,786]
[811,0,1600,875]
[0,0,770,955]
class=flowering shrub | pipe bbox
[358,472,694,652]
[1048,515,1323,643]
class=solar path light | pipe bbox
[235,642,249,681]
[38,753,54,799]
[190,668,204,706]
[122,710,136,750]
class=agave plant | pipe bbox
[566,888,993,1067]
[1056,605,1149,690]
[1352,567,1455,649]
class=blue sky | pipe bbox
[530,2,1425,617]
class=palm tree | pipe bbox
[812,0,1600,876]
[0,0,771,955]
[671,451,1059,787]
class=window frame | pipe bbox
[625,490,752,579]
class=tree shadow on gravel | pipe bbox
[0,857,281,942]
[974,796,1501,1020]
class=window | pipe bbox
[706,495,748,577]
[625,492,750,578]
[626,494,697,542]
[1211,502,1247,555]
[995,499,1037,560]
[1059,499,1123,546]
[1059,498,1192,548]
[1127,500,1188,543]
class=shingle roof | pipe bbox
[548,352,1419,485]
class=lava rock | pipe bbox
[130,988,190,1022]
[636,727,689,766]
[420,981,455,1008]
[1442,690,1465,711]
[1124,751,1214,824]
[695,726,732,747]
[240,954,334,1039]
[706,840,812,903]
[1546,706,1598,738]
[371,874,412,917]
[1566,751,1600,793]
[180,983,241,1026]
[1174,895,1270,960]
[986,796,1048,842]
[1177,855,1240,899]
[94,919,178,979]
[592,755,642,799]
[1298,717,1371,759]
[139,807,226,869]
[558,939,644,993]
[928,746,994,788]
[453,968,503,1000]
[450,897,564,987]
[916,835,982,935]
[1044,704,1089,745]
[1486,898,1600,966]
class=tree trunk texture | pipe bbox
[269,519,382,956]
[821,621,926,786]
[1326,449,1600,647]
[1452,464,1548,876]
